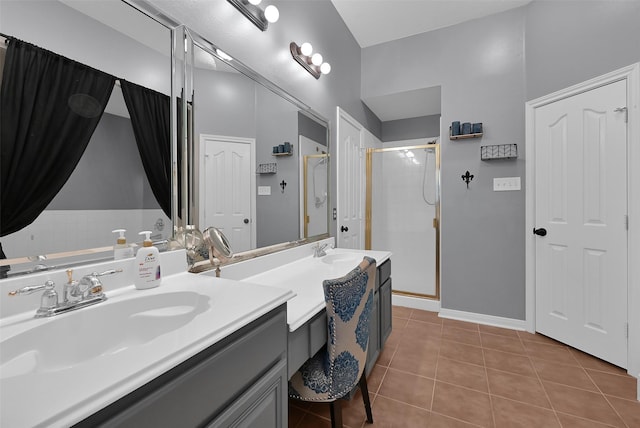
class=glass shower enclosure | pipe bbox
[366,142,440,299]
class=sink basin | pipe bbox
[0,291,210,379]
[320,253,363,266]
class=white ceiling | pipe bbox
[331,0,532,49]
[331,0,532,122]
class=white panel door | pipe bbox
[534,79,628,367]
[336,108,364,249]
[200,136,253,252]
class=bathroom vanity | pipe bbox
[0,251,294,428]
[219,242,392,378]
[0,242,391,427]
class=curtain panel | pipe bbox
[0,38,115,236]
[120,80,171,218]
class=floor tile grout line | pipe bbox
[429,321,443,412]
[581,369,632,428]
[554,410,621,428]
[479,335,498,428]
[429,410,487,428]
[521,333,564,428]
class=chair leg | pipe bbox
[329,399,343,428]
[359,372,374,423]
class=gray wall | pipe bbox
[49,113,159,210]
[363,7,527,319]
[381,114,441,142]
[362,0,640,320]
[298,112,328,146]
[525,0,640,101]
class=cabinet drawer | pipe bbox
[288,310,327,379]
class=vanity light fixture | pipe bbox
[290,42,331,79]
[227,0,279,31]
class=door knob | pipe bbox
[533,227,547,236]
[340,225,349,232]
[243,218,249,224]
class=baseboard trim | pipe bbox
[392,295,440,312]
[439,308,526,331]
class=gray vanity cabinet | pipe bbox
[380,260,392,347]
[75,305,288,428]
[366,290,380,376]
[366,258,391,376]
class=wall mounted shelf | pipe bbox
[272,151,293,157]
[257,162,277,174]
[480,144,518,160]
[450,128,483,140]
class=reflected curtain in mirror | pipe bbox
[0,38,115,236]
[120,80,171,218]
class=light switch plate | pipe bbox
[493,177,521,191]
[258,186,271,196]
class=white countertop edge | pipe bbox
[289,302,327,332]
[55,290,295,428]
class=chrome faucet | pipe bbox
[8,269,121,318]
[313,243,329,258]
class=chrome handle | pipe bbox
[92,269,123,277]
[8,280,55,296]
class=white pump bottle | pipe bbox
[134,231,161,289]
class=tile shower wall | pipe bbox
[1,209,170,259]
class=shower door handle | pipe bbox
[340,225,349,232]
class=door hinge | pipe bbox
[614,107,628,123]
[625,215,629,230]
[625,322,629,339]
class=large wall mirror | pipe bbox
[0,1,330,278]
[182,30,330,255]
[0,0,175,277]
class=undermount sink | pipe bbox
[0,291,210,379]
[320,252,363,266]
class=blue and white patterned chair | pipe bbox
[289,256,376,428]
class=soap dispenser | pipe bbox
[112,229,134,259]
[134,231,161,290]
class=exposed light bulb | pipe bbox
[300,42,313,57]
[264,5,279,23]
[248,0,261,5]
[320,62,331,75]
[311,53,323,66]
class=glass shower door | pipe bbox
[367,143,439,299]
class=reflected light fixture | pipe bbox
[227,0,279,31]
[290,42,331,79]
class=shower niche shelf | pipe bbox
[480,144,518,160]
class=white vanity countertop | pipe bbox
[239,248,391,332]
[0,272,294,428]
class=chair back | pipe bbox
[322,256,377,398]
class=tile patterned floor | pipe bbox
[288,306,640,428]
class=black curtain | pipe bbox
[120,80,171,218]
[0,38,115,236]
